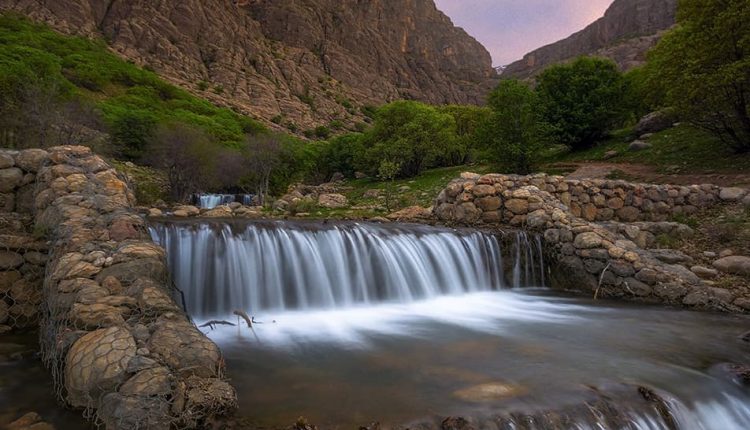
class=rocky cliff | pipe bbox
[0,0,496,131]
[503,0,677,79]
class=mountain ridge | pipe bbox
[0,0,497,131]
[503,0,678,79]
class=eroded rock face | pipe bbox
[0,0,496,130]
[504,0,677,79]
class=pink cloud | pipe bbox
[434,0,615,66]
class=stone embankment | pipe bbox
[1,146,236,429]
[434,172,750,312]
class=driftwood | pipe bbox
[594,262,612,300]
[233,309,253,328]
[199,320,236,330]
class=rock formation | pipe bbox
[0,0,496,130]
[503,0,678,79]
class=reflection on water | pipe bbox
[207,291,750,429]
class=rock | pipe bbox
[330,172,345,182]
[526,209,550,229]
[7,412,54,430]
[719,187,747,201]
[15,149,48,172]
[363,189,381,199]
[172,209,189,217]
[0,300,8,325]
[574,232,602,249]
[109,218,142,241]
[704,251,717,258]
[648,249,693,264]
[616,206,641,222]
[148,318,222,378]
[691,265,719,279]
[126,355,159,373]
[634,110,677,136]
[441,416,474,430]
[472,184,495,197]
[602,150,619,160]
[0,251,24,269]
[628,140,652,151]
[663,264,702,284]
[148,208,163,217]
[318,193,348,209]
[120,366,173,397]
[719,249,735,258]
[99,393,171,430]
[69,303,126,330]
[0,168,23,193]
[0,152,14,169]
[386,206,431,221]
[65,326,137,407]
[354,172,367,179]
[183,377,237,421]
[623,278,652,296]
[203,206,233,218]
[174,205,200,216]
[504,199,529,215]
[713,256,750,277]
[475,196,502,211]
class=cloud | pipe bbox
[434,0,614,66]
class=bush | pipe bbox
[536,57,628,150]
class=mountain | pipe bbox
[0,0,496,131]
[503,0,678,79]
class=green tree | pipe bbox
[378,160,401,212]
[438,105,492,164]
[478,80,544,174]
[536,57,628,150]
[361,100,458,177]
[646,0,750,153]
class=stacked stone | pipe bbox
[434,172,749,313]
[437,173,747,224]
[0,149,50,332]
[26,146,236,429]
[147,203,264,219]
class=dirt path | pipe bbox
[551,162,750,188]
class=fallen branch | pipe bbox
[233,309,253,328]
[199,320,236,330]
[594,262,612,300]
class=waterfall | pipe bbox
[149,220,546,318]
[195,194,256,209]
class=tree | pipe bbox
[478,80,545,174]
[144,122,220,202]
[377,160,401,212]
[243,133,285,205]
[438,105,493,165]
[361,101,458,177]
[536,57,628,150]
[646,0,750,153]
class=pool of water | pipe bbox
[205,290,750,429]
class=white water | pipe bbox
[150,221,545,318]
[195,193,255,209]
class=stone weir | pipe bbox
[0,146,236,429]
[434,172,750,312]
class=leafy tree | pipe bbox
[536,57,628,150]
[111,110,157,160]
[646,0,750,153]
[438,105,492,164]
[361,100,458,177]
[478,80,545,174]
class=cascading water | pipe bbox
[194,193,255,209]
[149,220,545,317]
[147,220,750,430]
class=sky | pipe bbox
[433,0,615,66]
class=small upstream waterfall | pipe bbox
[150,221,546,317]
[195,194,255,209]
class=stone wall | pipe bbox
[1,146,237,429]
[434,172,750,313]
[0,149,49,332]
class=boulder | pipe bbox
[120,366,173,397]
[0,251,24,270]
[386,206,431,221]
[317,193,348,209]
[634,110,676,136]
[15,149,49,173]
[574,232,602,249]
[602,150,619,160]
[99,393,171,430]
[713,256,750,277]
[0,300,8,325]
[648,249,694,264]
[719,187,747,201]
[148,318,222,378]
[0,152,14,169]
[691,265,719,279]
[0,168,23,193]
[202,206,233,218]
[628,140,652,152]
[504,199,529,215]
[65,326,137,407]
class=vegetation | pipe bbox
[646,0,750,153]
[478,80,544,174]
[536,57,629,150]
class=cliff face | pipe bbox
[503,0,677,79]
[0,0,496,130]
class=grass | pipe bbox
[0,14,265,151]
[112,161,169,205]
[540,125,750,174]
[286,164,493,219]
